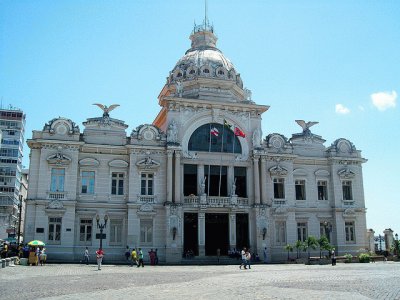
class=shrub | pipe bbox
[344,253,353,263]
[359,253,370,263]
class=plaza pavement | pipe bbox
[1,261,399,299]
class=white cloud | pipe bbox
[371,90,397,111]
[335,104,350,114]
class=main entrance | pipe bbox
[205,213,229,256]
[236,213,249,250]
[184,213,198,256]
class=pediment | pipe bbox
[136,157,161,170]
[338,168,356,179]
[269,165,288,176]
[109,159,129,168]
[293,168,307,176]
[315,169,330,177]
[79,158,100,167]
[47,152,71,166]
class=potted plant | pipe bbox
[344,253,353,263]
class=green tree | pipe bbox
[318,236,330,258]
[284,244,293,261]
[294,240,304,259]
[304,236,319,258]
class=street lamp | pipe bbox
[323,221,332,242]
[96,214,108,249]
[17,195,23,245]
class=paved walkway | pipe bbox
[1,262,399,299]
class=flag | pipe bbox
[210,127,219,136]
[223,119,232,130]
[234,127,246,138]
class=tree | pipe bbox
[294,240,304,259]
[284,244,293,261]
[318,236,330,258]
[304,236,319,258]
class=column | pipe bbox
[229,213,236,249]
[174,151,181,203]
[197,164,204,195]
[260,157,267,204]
[128,150,137,202]
[253,156,260,204]
[198,212,205,256]
[228,165,234,196]
[167,150,173,203]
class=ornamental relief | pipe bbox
[42,144,80,151]
[269,165,288,176]
[338,168,356,179]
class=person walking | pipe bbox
[131,248,137,267]
[137,248,144,268]
[331,248,336,266]
[245,249,252,269]
[217,248,221,263]
[125,246,130,262]
[239,247,247,269]
[96,248,104,270]
[83,247,90,265]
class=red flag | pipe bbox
[234,127,245,138]
[211,127,219,137]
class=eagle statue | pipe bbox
[93,103,120,117]
[295,120,319,134]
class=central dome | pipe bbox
[168,24,243,89]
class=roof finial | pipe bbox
[204,0,208,27]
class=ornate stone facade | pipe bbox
[24,21,368,263]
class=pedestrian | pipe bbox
[245,249,252,269]
[137,248,144,267]
[154,249,159,265]
[217,248,221,263]
[331,248,336,266]
[148,249,155,265]
[125,246,130,262]
[96,248,104,270]
[239,247,247,269]
[84,247,90,265]
[131,248,137,267]
[263,247,267,263]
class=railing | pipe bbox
[47,191,66,200]
[207,197,230,206]
[273,199,286,205]
[184,196,199,204]
[237,197,249,205]
[137,195,156,203]
[343,200,355,206]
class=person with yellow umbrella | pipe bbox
[27,240,45,266]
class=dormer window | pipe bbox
[189,69,195,74]
[177,72,183,77]
[218,70,224,75]
[203,69,210,74]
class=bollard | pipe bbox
[1,259,5,268]
[5,258,10,266]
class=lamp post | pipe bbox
[323,221,332,242]
[96,214,108,249]
[17,195,23,245]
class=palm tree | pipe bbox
[284,244,293,261]
[318,236,330,258]
[294,240,303,259]
[304,236,319,258]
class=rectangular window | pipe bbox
[275,221,286,245]
[320,222,331,242]
[111,173,124,195]
[234,167,247,197]
[317,180,328,200]
[295,180,306,200]
[141,173,154,195]
[81,171,95,194]
[273,178,285,199]
[345,221,355,242]
[140,219,153,244]
[342,181,353,200]
[50,168,65,192]
[48,217,62,242]
[109,219,123,244]
[184,164,197,196]
[204,165,227,196]
[297,222,307,242]
[79,219,93,243]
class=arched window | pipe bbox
[188,123,242,153]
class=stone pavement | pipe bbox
[1,262,399,299]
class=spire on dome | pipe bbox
[190,0,217,50]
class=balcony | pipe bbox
[273,199,286,205]
[343,199,355,206]
[184,195,199,204]
[183,195,249,207]
[137,195,157,204]
[47,191,67,200]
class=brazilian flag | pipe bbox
[223,119,232,130]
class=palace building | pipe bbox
[24,19,368,263]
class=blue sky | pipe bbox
[1,0,399,235]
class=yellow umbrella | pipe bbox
[28,240,45,247]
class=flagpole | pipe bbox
[218,121,225,197]
[207,123,212,196]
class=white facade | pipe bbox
[25,22,368,263]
